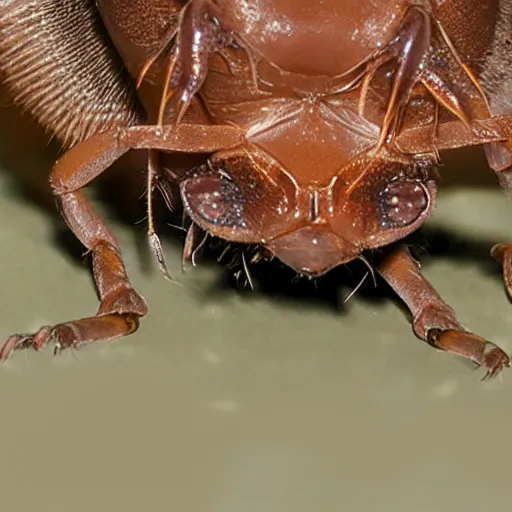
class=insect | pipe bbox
[1,0,512,378]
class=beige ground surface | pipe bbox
[1,108,512,511]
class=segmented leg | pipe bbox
[137,0,232,125]
[485,137,512,303]
[378,245,510,379]
[357,5,486,148]
[0,185,149,360]
[147,149,173,280]
[358,6,432,147]
[0,123,244,360]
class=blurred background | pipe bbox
[1,86,512,512]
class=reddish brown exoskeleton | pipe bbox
[1,0,512,378]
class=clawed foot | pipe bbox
[427,328,510,380]
[478,342,511,381]
[0,326,66,361]
[0,313,141,362]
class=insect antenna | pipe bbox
[182,222,209,269]
[217,244,232,264]
[182,221,197,267]
[146,150,173,281]
[344,271,370,304]
[357,255,377,287]
[192,232,209,266]
[166,222,187,233]
[241,251,254,291]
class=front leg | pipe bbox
[0,123,244,360]
[481,124,512,300]
[378,245,510,379]
[0,187,149,360]
[137,0,234,125]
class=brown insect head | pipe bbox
[181,146,437,276]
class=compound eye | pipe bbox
[380,179,429,227]
[181,174,247,229]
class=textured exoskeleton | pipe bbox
[1,0,512,378]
